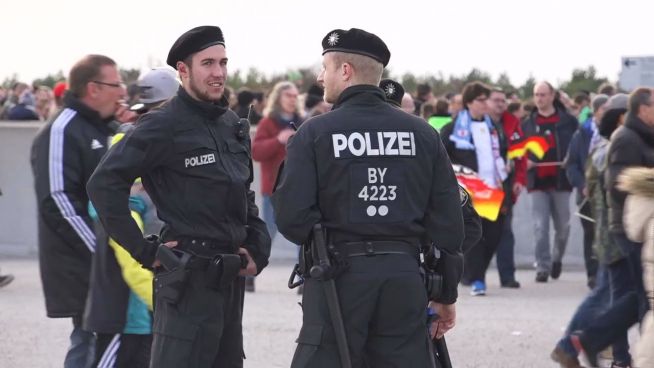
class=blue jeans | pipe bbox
[262,195,277,241]
[496,210,516,284]
[580,233,649,365]
[64,316,95,368]
[557,266,620,360]
[564,265,610,334]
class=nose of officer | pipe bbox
[212,62,225,80]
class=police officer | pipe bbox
[86,26,271,368]
[379,78,405,108]
[273,28,465,367]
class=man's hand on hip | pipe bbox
[238,247,257,276]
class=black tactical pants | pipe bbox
[150,267,245,368]
[464,215,505,283]
[291,254,431,368]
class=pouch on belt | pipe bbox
[205,254,247,290]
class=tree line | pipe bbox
[2,65,610,100]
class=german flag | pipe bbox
[453,164,505,221]
[507,136,550,160]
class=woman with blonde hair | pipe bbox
[250,81,302,291]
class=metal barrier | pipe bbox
[0,120,582,268]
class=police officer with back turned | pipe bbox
[87,26,271,368]
[273,28,464,368]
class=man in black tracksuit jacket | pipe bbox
[87,26,270,368]
[273,28,464,368]
[31,54,125,367]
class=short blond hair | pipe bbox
[331,52,383,86]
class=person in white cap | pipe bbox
[130,68,180,115]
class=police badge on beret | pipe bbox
[321,28,391,67]
[379,79,404,107]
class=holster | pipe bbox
[421,243,444,300]
[421,266,443,301]
[154,246,191,305]
[205,254,243,290]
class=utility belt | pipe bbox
[175,237,237,258]
[289,238,442,300]
[329,241,420,260]
[154,243,247,306]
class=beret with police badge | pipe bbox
[167,26,225,69]
[379,79,404,107]
[321,28,391,67]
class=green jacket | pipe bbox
[428,115,451,132]
[586,139,626,265]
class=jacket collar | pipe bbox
[625,114,654,147]
[63,93,115,134]
[177,87,228,119]
[531,107,567,121]
[332,85,386,110]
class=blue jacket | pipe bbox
[565,120,594,202]
[8,104,39,120]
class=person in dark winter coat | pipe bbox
[552,94,632,368]
[564,94,608,288]
[551,89,654,368]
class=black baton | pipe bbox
[434,337,452,368]
[309,224,352,368]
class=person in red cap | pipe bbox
[53,81,67,109]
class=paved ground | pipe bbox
[0,255,639,368]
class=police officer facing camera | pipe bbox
[87,25,271,368]
[273,28,464,367]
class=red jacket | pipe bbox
[501,111,527,202]
[252,116,288,195]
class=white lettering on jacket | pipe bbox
[185,153,216,168]
[332,132,416,158]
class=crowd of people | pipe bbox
[1,24,653,368]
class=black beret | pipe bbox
[307,83,324,97]
[237,90,254,106]
[167,26,225,68]
[305,84,325,109]
[322,28,390,67]
[379,79,404,107]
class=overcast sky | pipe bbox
[2,0,652,87]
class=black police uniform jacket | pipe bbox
[86,88,271,274]
[273,85,465,304]
[30,94,116,317]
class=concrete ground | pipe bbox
[0,254,639,368]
